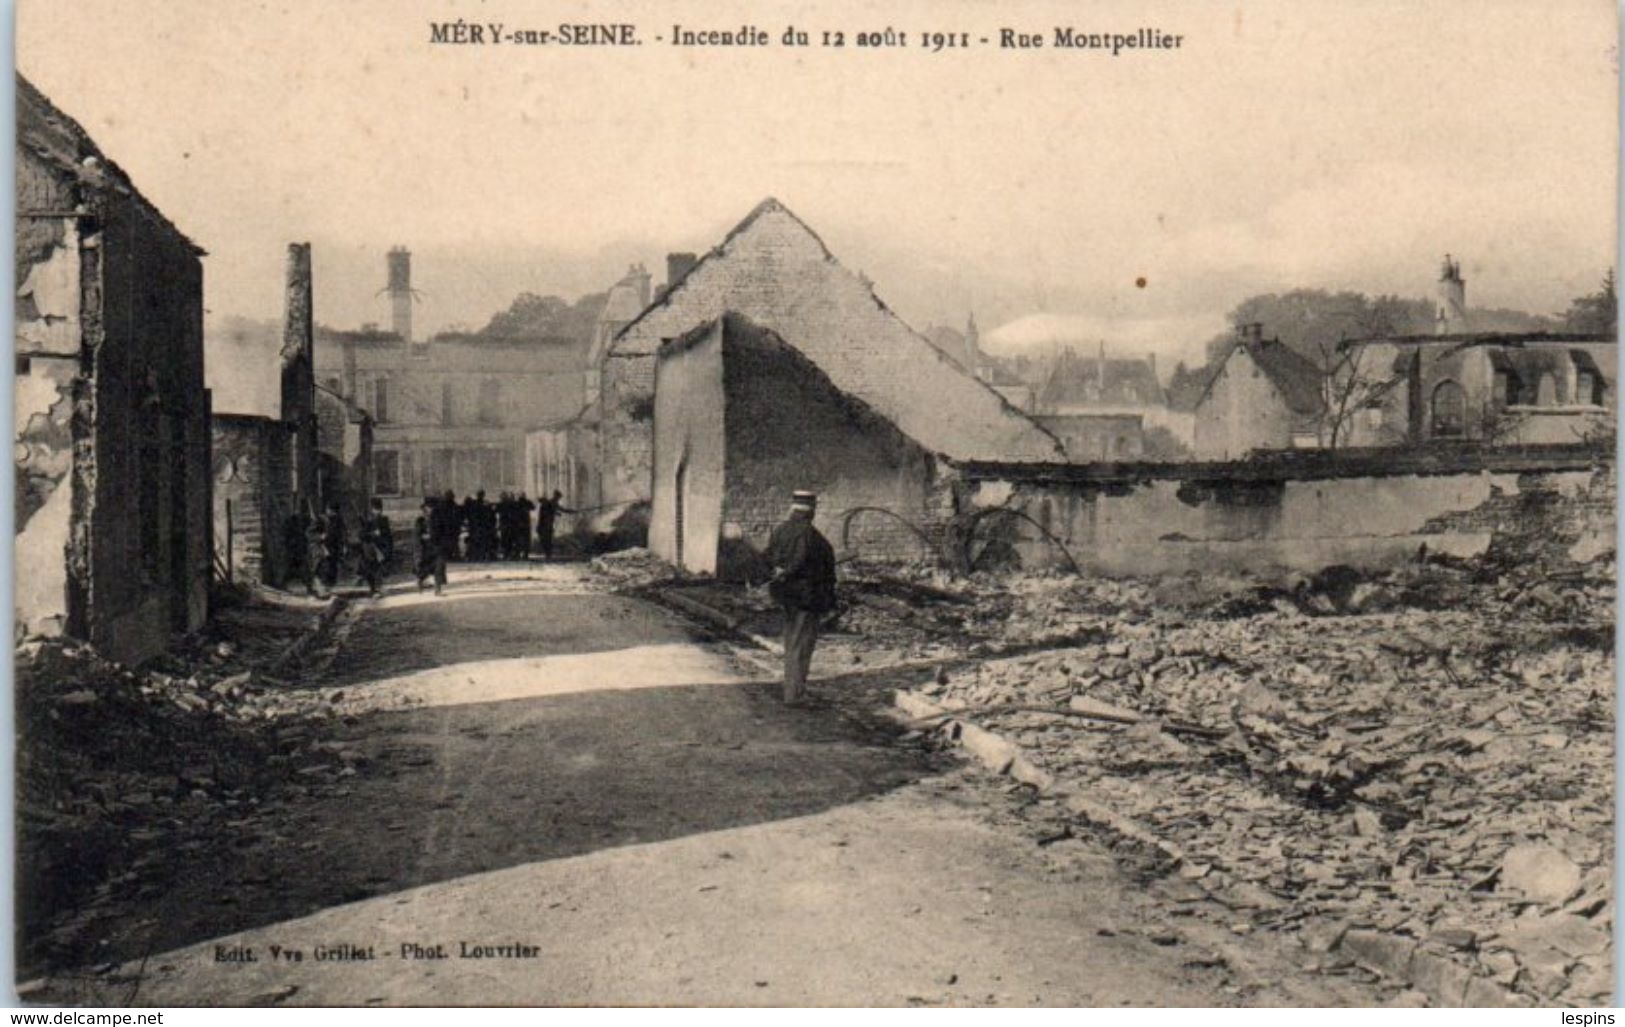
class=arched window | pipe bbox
[1431,380,1466,437]
[1536,373,1558,406]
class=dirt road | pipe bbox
[32,566,1382,1006]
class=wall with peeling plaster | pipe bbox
[15,87,211,665]
[213,415,297,586]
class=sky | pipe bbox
[18,0,1620,378]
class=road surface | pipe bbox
[33,566,1376,1006]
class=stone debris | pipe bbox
[16,600,361,973]
[586,547,679,590]
[894,546,1613,1006]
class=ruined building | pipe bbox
[650,314,943,574]
[1342,258,1616,447]
[16,75,211,663]
[313,249,588,520]
[585,198,1066,543]
[213,243,373,585]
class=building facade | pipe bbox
[16,75,212,663]
[311,251,589,520]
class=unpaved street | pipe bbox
[31,566,1384,1006]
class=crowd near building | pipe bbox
[12,73,1617,661]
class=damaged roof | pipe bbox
[659,311,937,458]
[16,74,205,255]
[610,198,836,351]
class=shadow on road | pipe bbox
[31,671,938,977]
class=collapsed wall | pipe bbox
[952,449,1614,578]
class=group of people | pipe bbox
[283,483,832,707]
[279,489,575,600]
[445,490,545,562]
[283,499,395,599]
[412,489,574,595]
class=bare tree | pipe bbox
[1312,295,1411,449]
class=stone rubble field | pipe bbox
[896,551,1614,1006]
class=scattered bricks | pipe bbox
[1339,929,1417,981]
[1008,754,1054,791]
[1409,950,1472,1007]
[1462,974,1534,1008]
[1500,843,1582,905]
[1302,919,1349,954]
[1064,794,1187,867]
[958,722,1017,775]
[1429,926,1478,952]
[894,689,946,722]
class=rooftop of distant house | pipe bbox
[1034,347,1165,408]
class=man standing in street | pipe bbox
[536,489,574,562]
[766,490,838,705]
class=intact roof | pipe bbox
[16,74,205,255]
[1197,338,1325,417]
[1035,351,1165,408]
[659,312,936,458]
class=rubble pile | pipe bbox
[587,547,679,590]
[16,636,357,970]
[904,554,1613,1005]
[834,562,1145,657]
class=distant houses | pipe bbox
[1191,323,1326,460]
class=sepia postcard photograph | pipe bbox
[10,0,1620,1009]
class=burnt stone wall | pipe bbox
[717,318,943,575]
[212,416,296,586]
[597,202,1063,543]
[88,191,210,662]
[958,455,1616,578]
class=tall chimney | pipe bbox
[666,252,698,292]
[627,263,652,308]
[1435,253,1467,335]
[387,246,413,343]
[280,242,317,504]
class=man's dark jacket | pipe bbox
[766,514,838,613]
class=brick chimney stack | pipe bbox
[386,246,413,343]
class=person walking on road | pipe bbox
[318,502,347,590]
[413,498,441,593]
[357,499,388,597]
[766,490,838,705]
